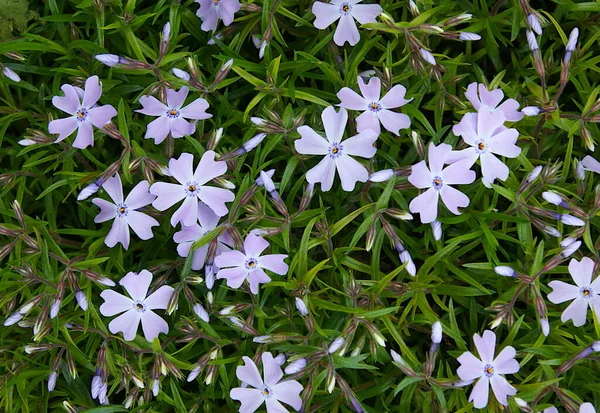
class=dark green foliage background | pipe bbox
[1,0,600,412]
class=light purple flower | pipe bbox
[294,106,377,192]
[230,352,303,413]
[337,76,411,136]
[92,174,158,250]
[195,0,241,33]
[150,151,234,226]
[456,330,519,409]
[408,143,475,224]
[136,86,211,144]
[457,82,524,123]
[99,270,174,341]
[312,0,382,47]
[548,257,600,327]
[450,106,521,187]
[48,76,117,149]
[582,155,600,174]
[174,202,234,270]
[215,234,288,294]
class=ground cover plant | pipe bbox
[2,0,600,412]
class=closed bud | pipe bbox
[50,298,61,319]
[48,371,58,392]
[543,225,561,237]
[384,208,413,220]
[132,374,145,389]
[328,337,345,354]
[527,14,542,35]
[581,126,595,152]
[62,400,77,413]
[77,181,101,201]
[431,220,442,241]
[399,250,416,276]
[187,365,202,382]
[495,266,517,277]
[419,48,436,65]
[369,169,394,182]
[173,68,191,81]
[540,318,550,336]
[326,364,336,393]
[390,350,417,377]
[253,335,272,344]
[561,240,581,258]
[285,358,307,374]
[526,165,543,183]
[294,297,309,316]
[560,214,585,226]
[365,220,376,252]
[526,30,539,52]
[444,13,472,26]
[243,133,267,152]
[521,106,540,116]
[408,0,419,16]
[459,32,481,41]
[204,365,217,385]
[566,27,579,52]
[166,288,179,315]
[431,321,442,344]
[542,191,568,208]
[75,289,88,311]
[2,66,21,82]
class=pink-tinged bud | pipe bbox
[48,371,57,392]
[494,266,517,277]
[560,214,585,227]
[527,14,542,35]
[369,169,394,182]
[75,289,88,311]
[193,303,210,323]
[566,27,579,52]
[431,321,442,344]
[521,106,540,116]
[172,68,191,81]
[561,240,581,258]
[295,297,309,316]
[243,133,267,152]
[285,358,307,374]
[526,30,539,51]
[328,337,345,354]
[419,48,436,65]
[431,220,442,241]
[94,54,121,67]
[526,165,543,183]
[459,32,481,41]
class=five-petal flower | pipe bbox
[195,0,241,33]
[460,82,524,122]
[99,270,174,341]
[312,0,382,46]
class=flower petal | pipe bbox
[487,128,520,158]
[220,0,241,25]
[167,86,189,110]
[194,150,228,185]
[579,403,596,413]
[236,356,264,388]
[356,110,381,135]
[408,160,433,189]
[72,121,94,149]
[198,201,221,229]
[464,83,481,110]
[377,109,410,136]
[474,330,496,364]
[108,309,141,341]
[120,269,153,302]
[358,76,380,103]
[497,99,524,122]
[441,159,476,185]
[140,310,169,341]
[457,351,484,381]
[169,153,195,185]
[428,142,451,175]
[217,267,248,289]
[477,105,506,141]
[262,352,284,386]
[53,84,80,115]
[380,84,411,109]
[102,174,124,204]
[170,117,195,138]
[493,346,519,375]
[248,268,271,294]
[244,233,269,257]
[87,105,117,129]
[82,76,102,108]
[49,117,79,141]
[197,186,234,217]
[145,116,171,144]
[231,388,264,413]
[105,217,130,249]
[171,195,198,227]
[136,95,168,116]
[272,380,303,410]
[469,376,490,409]
[335,153,369,191]
[548,281,580,304]
[561,296,588,327]
[125,180,155,209]
[489,375,516,406]
[191,245,209,270]
[199,7,218,32]
[174,223,203,244]
[440,185,470,215]
[144,286,175,310]
[312,2,340,29]
[351,3,382,25]
[126,210,158,240]
[306,156,336,192]
[258,254,288,275]
[334,14,360,46]
[215,250,248,268]
[337,86,367,110]
[265,398,290,413]
[568,257,594,287]
[150,182,186,211]
[99,290,134,316]
[92,198,117,223]
[480,152,509,187]
[342,129,377,158]
[180,98,211,120]
[409,187,438,224]
[478,84,504,109]
[295,126,330,155]
[322,106,347,144]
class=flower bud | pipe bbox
[592,341,600,352]
[18,139,37,146]
[193,303,209,322]
[251,117,267,126]
[284,358,307,374]
[2,66,20,82]
[561,240,581,258]
[543,225,561,237]
[494,266,517,277]
[50,298,61,319]
[540,318,550,336]
[419,48,436,65]
[295,297,309,316]
[560,214,585,227]
[408,0,419,16]
[242,133,267,152]
[526,165,543,183]
[48,371,58,392]
[526,30,539,52]
[187,365,202,382]
[328,337,345,354]
[542,191,567,207]
[527,14,542,35]
[75,289,88,311]
[173,68,191,81]
[399,250,416,276]
[253,335,272,344]
[431,220,442,241]
[162,22,171,43]
[94,54,121,67]
[431,321,442,344]
[274,354,287,366]
[259,170,276,192]
[77,181,101,201]
[5,311,24,326]
[368,169,394,182]
[566,27,579,52]
[521,106,540,116]
[459,32,481,41]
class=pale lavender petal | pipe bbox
[150,182,186,211]
[480,152,509,187]
[145,116,171,144]
[244,233,269,257]
[440,185,470,215]
[126,210,158,240]
[295,126,330,155]
[198,201,220,229]
[306,156,336,191]
[548,281,580,304]
[493,346,519,375]
[167,87,189,110]
[125,180,155,209]
[136,95,168,116]
[99,290,134,316]
[105,217,130,249]
[194,150,228,185]
[335,153,369,191]
[265,398,291,413]
[49,117,78,142]
[342,130,377,158]
[334,14,360,46]
[445,148,478,165]
[380,84,411,109]
[87,105,117,129]
[478,84,504,109]
[312,2,340,29]
[351,3,382,25]
[174,223,203,244]
[237,357,264,388]
[442,159,476,185]
[356,110,381,135]
[191,245,209,270]
[489,375,516,406]
[408,160,433,189]
[72,121,94,149]
[474,330,496,364]
[469,376,490,409]
[561,297,588,326]
[108,309,141,341]
[200,7,219,32]
[258,255,288,275]
[428,143,451,175]
[337,86,367,110]
[197,186,234,217]
[171,195,198,227]
[53,84,80,114]
[262,352,284,386]
[170,117,195,138]
[568,257,594,287]
[180,98,211,120]
[140,310,169,341]
[580,403,596,413]
[220,0,241,25]
[230,388,264,413]
[453,112,478,144]
[322,106,347,144]
[377,109,410,135]
[170,152,195,185]
[581,156,600,173]
[457,352,484,381]
[215,250,248,268]
[217,267,248,289]
[497,99,524,122]
[102,174,124,204]
[358,76,380,103]
[272,380,303,410]
[120,270,153,301]
[477,106,506,141]
[487,129,520,158]
[92,198,117,223]
[464,82,481,110]
[144,286,175,310]
[409,187,438,224]
[248,268,271,294]
[82,76,102,108]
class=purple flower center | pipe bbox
[483,364,494,377]
[340,2,352,14]
[368,102,382,112]
[133,301,146,313]
[116,203,129,218]
[213,0,219,4]
[166,108,180,118]
[185,182,200,196]
[245,258,258,270]
[329,143,343,158]
[261,385,273,399]
[580,286,593,298]
[432,176,443,190]
[76,108,88,122]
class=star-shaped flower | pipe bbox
[195,0,241,33]
[92,174,159,250]
[48,76,117,149]
[99,270,174,341]
[337,76,411,136]
[460,82,524,122]
[312,0,382,46]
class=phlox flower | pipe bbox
[215,234,288,294]
[136,86,211,144]
[548,257,600,327]
[312,0,382,47]
[457,330,519,409]
[173,202,234,270]
[582,155,600,174]
[294,106,377,192]
[48,76,117,149]
[92,174,158,250]
[337,76,411,136]
[457,82,524,123]
[195,0,241,33]
[408,143,475,224]
[230,352,303,413]
[450,105,521,187]
[99,270,174,341]
[545,404,597,413]
[150,151,234,227]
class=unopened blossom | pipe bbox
[215,234,288,294]
[369,169,394,182]
[150,151,234,226]
[91,369,108,405]
[521,106,540,116]
[173,68,191,81]
[294,106,377,192]
[526,30,539,51]
[173,202,233,270]
[92,174,158,250]
[527,13,542,35]
[579,404,596,413]
[230,352,303,413]
[312,0,382,47]
[337,76,411,136]
[581,156,600,173]
[285,358,307,375]
[457,330,519,408]
[451,106,521,187]
[459,32,481,41]
[548,257,600,327]
[94,54,121,67]
[419,48,436,65]
[408,142,475,224]
[136,86,211,144]
[48,76,117,149]
[566,27,579,52]
[2,66,20,82]
[562,240,581,258]
[78,179,103,201]
[99,270,174,341]
[195,0,240,32]
[457,82,524,123]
